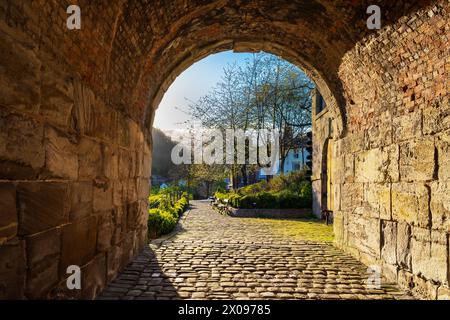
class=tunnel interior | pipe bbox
[0,0,449,299]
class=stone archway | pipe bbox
[145,40,345,138]
[0,0,448,299]
[320,137,334,213]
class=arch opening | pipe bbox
[151,50,321,199]
[145,40,345,139]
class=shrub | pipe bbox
[148,208,177,238]
[171,196,189,218]
[236,195,251,208]
[300,181,312,201]
[148,194,164,208]
[238,180,268,195]
[148,193,190,238]
[214,179,312,209]
[229,193,241,207]
[274,190,300,209]
[267,170,309,193]
[214,192,231,202]
[256,192,278,208]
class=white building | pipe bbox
[258,146,309,179]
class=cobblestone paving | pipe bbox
[99,201,412,300]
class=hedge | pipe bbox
[147,194,189,238]
[148,208,177,236]
[148,194,164,208]
[215,183,312,209]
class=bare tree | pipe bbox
[189,52,313,186]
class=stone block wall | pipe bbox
[0,67,151,299]
[0,1,152,299]
[325,3,450,299]
[311,88,339,218]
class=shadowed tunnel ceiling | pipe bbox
[4,0,434,133]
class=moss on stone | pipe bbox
[243,217,334,242]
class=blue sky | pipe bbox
[153,51,254,131]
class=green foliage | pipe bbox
[273,190,311,208]
[214,171,312,209]
[256,192,278,208]
[239,170,309,195]
[148,208,177,238]
[238,180,269,195]
[299,181,312,202]
[151,183,193,197]
[229,193,242,208]
[188,163,228,198]
[215,180,229,193]
[147,193,190,238]
[170,196,189,218]
[148,194,164,209]
[150,185,161,195]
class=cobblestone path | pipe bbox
[99,201,412,300]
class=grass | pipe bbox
[244,217,334,242]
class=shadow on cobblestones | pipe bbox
[99,201,412,300]
[99,247,180,300]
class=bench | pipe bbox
[212,199,232,215]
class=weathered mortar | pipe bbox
[326,3,450,299]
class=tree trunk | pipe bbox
[241,165,248,186]
[280,157,286,176]
[233,174,239,190]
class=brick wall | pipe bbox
[0,1,153,299]
[328,3,450,299]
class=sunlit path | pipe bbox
[99,201,412,300]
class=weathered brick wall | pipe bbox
[0,85,152,299]
[311,88,340,218]
[330,3,450,299]
[0,83,151,299]
[0,1,151,298]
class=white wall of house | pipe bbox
[258,147,309,178]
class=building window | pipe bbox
[316,92,326,114]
